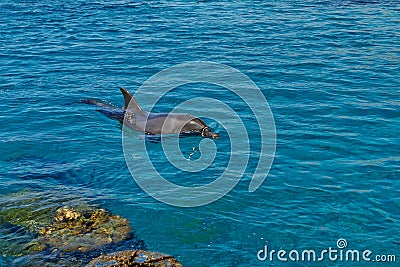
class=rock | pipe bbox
[0,190,134,256]
[0,190,93,234]
[0,190,179,267]
[38,206,131,252]
[86,250,184,267]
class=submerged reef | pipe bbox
[86,250,183,267]
[0,190,181,266]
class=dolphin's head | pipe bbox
[181,117,220,139]
[201,126,220,139]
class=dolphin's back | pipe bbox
[145,113,205,134]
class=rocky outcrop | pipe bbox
[37,206,131,252]
[0,190,183,266]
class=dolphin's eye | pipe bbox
[201,127,210,136]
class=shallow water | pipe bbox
[1,0,399,266]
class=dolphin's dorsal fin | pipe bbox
[120,87,142,111]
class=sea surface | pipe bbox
[1,0,399,266]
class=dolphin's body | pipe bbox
[82,88,219,139]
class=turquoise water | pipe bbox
[1,0,399,266]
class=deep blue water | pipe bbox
[1,0,399,266]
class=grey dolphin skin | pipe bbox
[82,88,219,139]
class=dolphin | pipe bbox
[82,88,219,139]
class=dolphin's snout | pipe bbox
[201,127,220,139]
[209,132,220,139]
